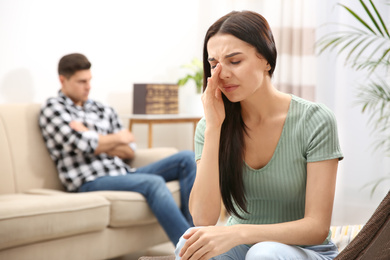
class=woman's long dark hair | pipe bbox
[202,11,277,219]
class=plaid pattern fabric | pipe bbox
[39,91,130,191]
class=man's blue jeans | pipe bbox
[78,150,196,245]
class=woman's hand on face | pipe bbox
[202,63,225,129]
[179,226,236,260]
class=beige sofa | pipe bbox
[0,103,181,260]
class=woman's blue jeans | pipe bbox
[78,150,196,245]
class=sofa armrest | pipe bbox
[129,147,179,168]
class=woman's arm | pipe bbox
[189,63,226,226]
[180,158,339,259]
[189,127,222,226]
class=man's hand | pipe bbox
[116,129,135,144]
[69,121,89,132]
[106,144,135,160]
[93,129,135,158]
[69,120,135,159]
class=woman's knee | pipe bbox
[174,227,200,257]
[246,241,297,260]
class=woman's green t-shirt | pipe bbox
[194,95,344,245]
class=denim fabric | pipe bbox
[79,150,196,245]
[175,227,339,260]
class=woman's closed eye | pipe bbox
[211,61,241,69]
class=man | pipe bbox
[39,53,195,245]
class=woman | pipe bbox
[175,10,343,260]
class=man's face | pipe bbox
[60,69,92,106]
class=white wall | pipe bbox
[0,0,206,150]
[0,0,263,150]
[0,0,388,226]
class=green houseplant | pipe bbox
[177,58,204,94]
[317,0,390,196]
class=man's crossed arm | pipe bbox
[69,121,135,160]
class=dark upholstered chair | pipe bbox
[335,190,390,260]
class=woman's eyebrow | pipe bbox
[225,52,242,58]
[208,52,243,62]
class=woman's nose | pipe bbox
[218,64,231,79]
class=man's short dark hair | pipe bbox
[58,53,91,78]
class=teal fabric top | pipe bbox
[194,95,343,245]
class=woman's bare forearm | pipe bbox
[190,126,222,226]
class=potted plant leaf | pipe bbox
[177,58,204,94]
[317,0,390,196]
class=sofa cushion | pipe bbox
[0,104,64,194]
[0,193,110,250]
[92,181,181,227]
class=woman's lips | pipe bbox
[222,85,239,93]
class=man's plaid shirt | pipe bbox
[39,91,130,191]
